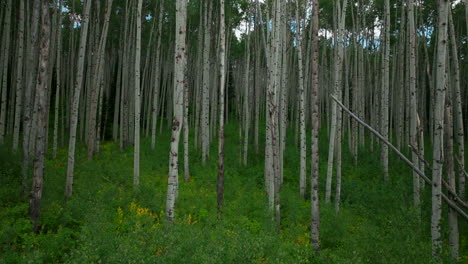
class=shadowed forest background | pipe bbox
[0,0,467,263]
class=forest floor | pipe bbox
[0,123,466,263]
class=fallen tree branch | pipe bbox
[409,144,468,210]
[331,95,468,221]
[454,156,468,179]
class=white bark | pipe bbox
[295,0,307,200]
[201,0,211,165]
[151,0,165,151]
[53,1,62,159]
[431,0,449,257]
[380,0,390,181]
[66,0,92,199]
[217,0,226,211]
[311,0,320,252]
[166,0,187,222]
[134,0,143,187]
[407,0,419,206]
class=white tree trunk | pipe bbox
[310,0,320,252]
[66,0,92,199]
[431,0,449,257]
[380,0,390,181]
[217,0,226,211]
[29,1,50,233]
[295,0,307,200]
[133,0,143,187]
[407,0,419,206]
[166,0,187,222]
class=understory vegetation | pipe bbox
[1,124,466,263]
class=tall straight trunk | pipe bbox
[29,0,50,233]
[12,0,25,151]
[183,58,190,182]
[53,1,63,159]
[243,27,251,166]
[431,0,449,258]
[22,0,41,193]
[326,0,348,204]
[448,9,465,199]
[113,49,122,142]
[310,0,320,253]
[444,88,458,259]
[166,0,187,222]
[0,0,11,144]
[407,0,419,206]
[295,0,306,200]
[201,0,212,165]
[134,0,143,187]
[217,0,226,212]
[151,0,165,151]
[380,0,390,181]
[396,4,406,150]
[87,0,113,159]
[66,0,92,199]
[270,0,283,230]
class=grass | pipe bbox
[0,122,466,263]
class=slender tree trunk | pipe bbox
[295,0,306,200]
[53,1,63,159]
[444,87,458,259]
[201,0,212,165]
[380,0,390,181]
[310,0,320,252]
[431,0,449,257]
[134,0,142,188]
[29,0,50,233]
[166,0,187,222]
[408,0,420,206]
[0,0,11,144]
[217,0,226,212]
[151,0,165,151]
[326,0,348,204]
[66,0,92,199]
[12,0,25,151]
[448,9,465,199]
[243,26,251,166]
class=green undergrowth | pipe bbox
[0,123,466,263]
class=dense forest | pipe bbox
[0,0,467,263]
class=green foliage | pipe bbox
[0,124,466,263]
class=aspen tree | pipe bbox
[201,0,212,165]
[448,9,465,198]
[166,0,187,222]
[380,0,390,181]
[243,21,251,166]
[29,0,50,233]
[134,0,143,187]
[326,0,348,204]
[431,0,449,257]
[408,0,419,206]
[295,0,307,200]
[310,0,320,252]
[0,0,11,144]
[333,0,348,212]
[53,0,63,159]
[151,0,165,151]
[444,87,458,259]
[12,0,25,151]
[66,0,92,199]
[218,0,226,211]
